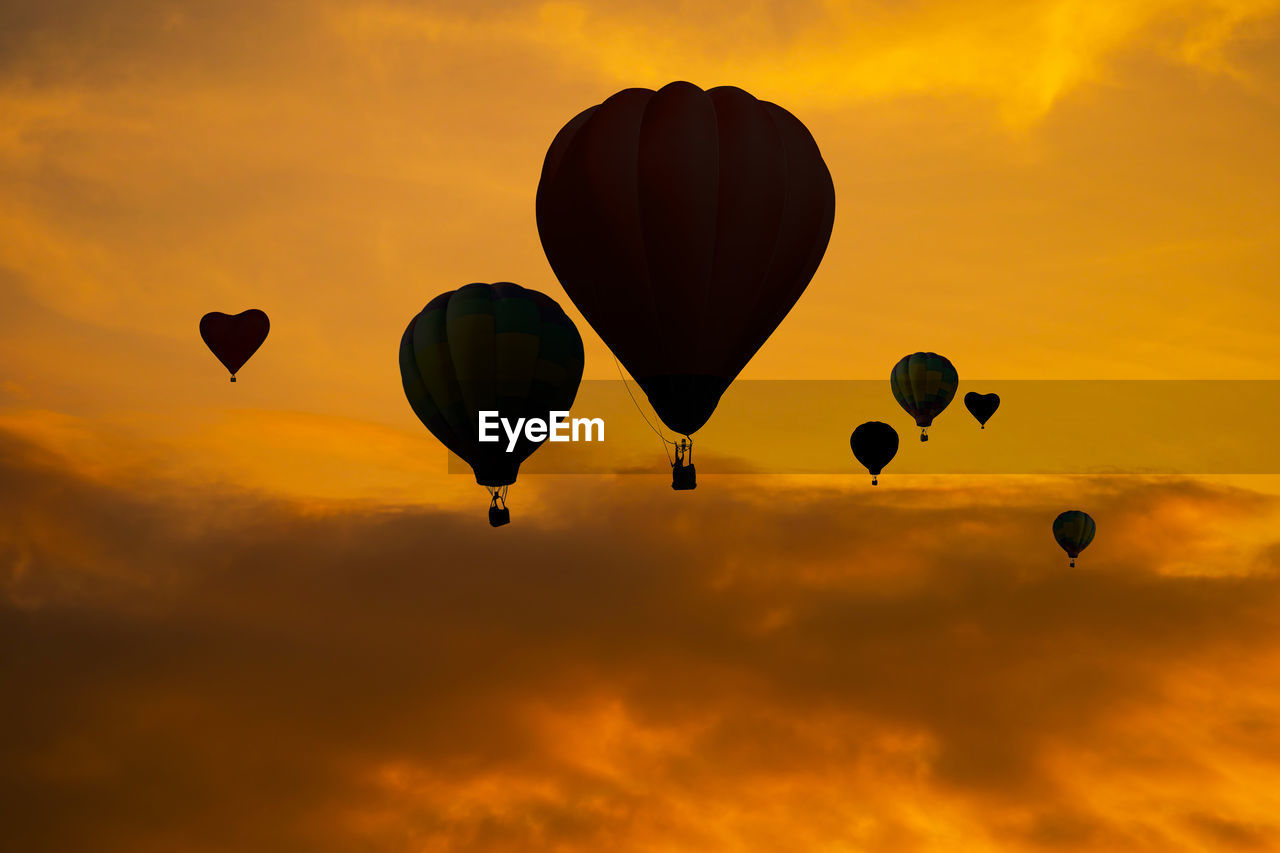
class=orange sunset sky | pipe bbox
[4,1,1280,850]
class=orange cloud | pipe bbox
[5,426,1280,850]
[2,7,1279,845]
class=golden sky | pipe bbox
[3,0,1280,850]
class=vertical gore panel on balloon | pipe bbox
[907,356,930,424]
[637,81,721,371]
[548,89,666,378]
[492,285,541,405]
[446,284,499,423]
[399,318,440,430]
[412,300,471,442]
[535,107,600,309]
[739,102,834,370]
[703,86,787,377]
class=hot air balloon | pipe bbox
[964,392,1000,429]
[890,352,958,441]
[850,421,898,485]
[536,81,835,489]
[1053,510,1096,567]
[200,309,269,381]
[399,283,584,527]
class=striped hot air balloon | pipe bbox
[536,81,835,487]
[399,283,584,526]
[890,352,958,441]
[1053,510,1096,568]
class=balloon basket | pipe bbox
[871,476,878,486]
[230,376,237,383]
[489,505,511,527]
[672,462,697,491]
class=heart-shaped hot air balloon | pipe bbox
[536,81,835,487]
[964,392,1000,429]
[200,310,270,382]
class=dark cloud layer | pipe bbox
[4,428,1280,850]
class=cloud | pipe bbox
[1,6,1279,843]
[4,425,1280,850]
[334,0,1280,121]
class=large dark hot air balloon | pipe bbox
[890,352,958,441]
[200,309,269,381]
[850,421,898,485]
[399,283,584,527]
[536,81,835,488]
[964,392,1000,429]
[1053,510,1096,567]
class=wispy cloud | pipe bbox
[335,0,1280,121]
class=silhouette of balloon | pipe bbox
[399,283,584,527]
[200,310,269,382]
[964,392,1000,428]
[890,352,958,441]
[850,421,899,485]
[1053,510,1096,567]
[536,80,835,451]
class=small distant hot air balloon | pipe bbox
[850,421,898,485]
[964,392,1000,429]
[200,309,269,382]
[890,352,958,441]
[536,81,835,489]
[399,282,584,527]
[1053,510,1096,567]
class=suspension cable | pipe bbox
[614,356,678,466]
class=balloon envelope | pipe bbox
[536,81,835,437]
[1053,510,1096,565]
[964,392,1000,427]
[200,309,269,380]
[890,352,958,438]
[850,421,899,484]
[399,282,584,488]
